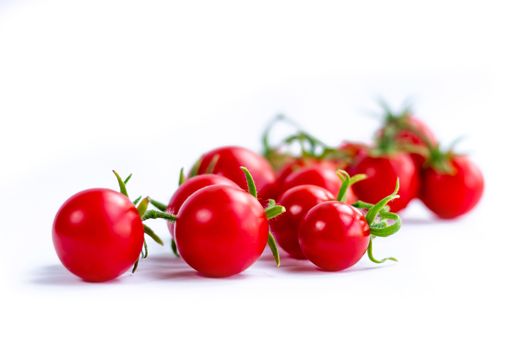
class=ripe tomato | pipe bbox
[279,163,358,203]
[338,141,369,165]
[298,201,370,271]
[52,189,144,282]
[195,146,276,196]
[270,185,335,259]
[349,153,419,212]
[390,116,436,147]
[166,174,240,237]
[261,158,326,203]
[298,175,401,272]
[378,115,437,170]
[175,184,269,277]
[420,155,484,219]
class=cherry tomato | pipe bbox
[349,153,419,212]
[175,185,269,277]
[298,201,370,271]
[52,189,144,282]
[392,116,436,147]
[420,156,484,219]
[195,146,275,195]
[166,174,240,237]
[261,157,326,203]
[378,116,437,170]
[270,185,334,259]
[279,163,358,203]
[338,141,369,165]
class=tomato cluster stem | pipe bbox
[336,169,402,264]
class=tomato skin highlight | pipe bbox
[299,201,370,271]
[349,153,419,212]
[175,185,269,277]
[166,174,240,237]
[270,185,335,259]
[52,189,144,282]
[196,146,275,196]
[420,156,484,219]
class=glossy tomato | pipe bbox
[166,174,240,237]
[279,163,358,203]
[298,201,370,271]
[349,153,419,212]
[420,156,484,219]
[195,146,275,196]
[175,184,269,277]
[270,185,334,259]
[52,189,144,282]
[261,158,327,203]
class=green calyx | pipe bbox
[424,137,465,175]
[353,178,402,264]
[113,170,175,274]
[336,170,367,202]
[241,166,284,267]
[373,99,428,157]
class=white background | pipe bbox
[1,1,523,349]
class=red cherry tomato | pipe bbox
[392,116,436,147]
[52,189,144,282]
[349,153,419,212]
[420,156,484,219]
[338,141,369,165]
[175,185,269,277]
[196,146,275,195]
[280,163,358,203]
[378,116,437,169]
[166,174,240,237]
[261,158,326,202]
[270,185,335,259]
[298,201,370,271]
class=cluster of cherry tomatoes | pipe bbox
[52,103,484,282]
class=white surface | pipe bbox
[1,1,523,349]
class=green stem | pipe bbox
[241,166,281,267]
[132,196,143,205]
[353,200,391,214]
[132,259,139,273]
[123,173,133,185]
[367,238,398,264]
[112,170,129,197]
[189,157,202,177]
[143,224,164,246]
[262,114,286,157]
[136,197,150,217]
[142,239,149,258]
[206,154,220,174]
[370,212,402,237]
[240,166,258,198]
[336,170,367,202]
[268,232,281,267]
[178,168,185,186]
[149,198,167,212]
[142,210,177,221]
[265,204,286,220]
[365,179,399,224]
[170,238,180,258]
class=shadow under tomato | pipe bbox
[29,264,123,286]
[30,253,250,285]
